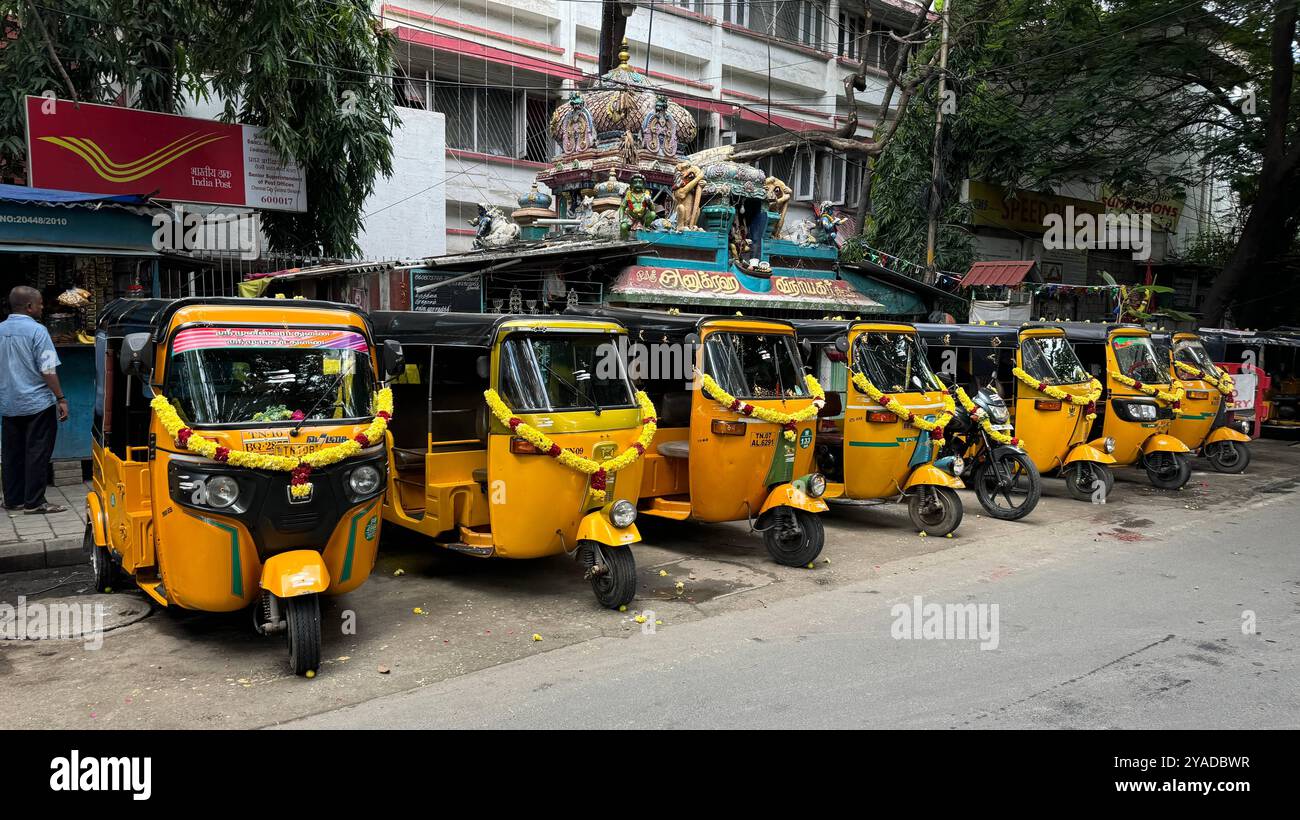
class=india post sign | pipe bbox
[25,97,306,211]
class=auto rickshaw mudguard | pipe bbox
[759,482,829,516]
[260,550,331,598]
[85,492,107,547]
[576,509,640,548]
[1064,443,1117,466]
[1142,434,1191,455]
[903,464,964,491]
[1207,426,1251,444]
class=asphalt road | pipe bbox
[2,441,1298,729]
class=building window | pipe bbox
[757,150,796,190]
[822,151,846,205]
[727,1,825,50]
[793,148,815,201]
[838,11,866,60]
[867,21,905,71]
[675,0,707,14]
[433,86,555,160]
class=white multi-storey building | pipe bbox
[378,0,924,253]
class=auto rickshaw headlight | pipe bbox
[609,499,637,529]
[1103,436,1116,454]
[348,464,382,496]
[207,475,239,509]
[805,473,827,498]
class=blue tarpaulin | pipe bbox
[0,183,150,206]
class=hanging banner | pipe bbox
[612,266,883,312]
[25,97,307,212]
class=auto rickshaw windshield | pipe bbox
[1174,339,1222,377]
[1020,335,1090,385]
[499,333,635,412]
[164,338,376,425]
[1111,334,1166,383]
[703,332,808,399]
[853,332,940,394]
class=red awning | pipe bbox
[961,260,1038,287]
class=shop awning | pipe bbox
[610,266,883,313]
[961,260,1039,287]
[0,242,158,257]
[0,183,151,207]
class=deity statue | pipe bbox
[469,203,520,248]
[640,95,677,157]
[672,161,704,230]
[620,130,639,166]
[618,174,655,238]
[812,200,846,247]
[764,176,793,237]
[558,92,597,154]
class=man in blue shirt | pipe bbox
[1,286,69,514]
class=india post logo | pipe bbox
[799,428,812,449]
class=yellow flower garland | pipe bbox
[1011,366,1102,422]
[849,370,955,435]
[953,387,1021,446]
[483,389,658,503]
[1109,371,1184,408]
[1174,361,1234,396]
[152,388,393,498]
[696,372,825,441]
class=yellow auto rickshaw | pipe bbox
[88,297,402,676]
[918,323,1118,502]
[1059,323,1192,489]
[372,312,652,608]
[798,320,965,536]
[1154,331,1252,473]
[572,307,829,566]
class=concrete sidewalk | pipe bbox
[0,482,89,573]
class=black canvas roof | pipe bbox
[914,323,1020,347]
[96,297,369,341]
[567,306,795,342]
[371,310,632,347]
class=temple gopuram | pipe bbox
[418,41,941,320]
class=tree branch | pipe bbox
[24,0,79,103]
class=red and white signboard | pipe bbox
[25,96,306,212]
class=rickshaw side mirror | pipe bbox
[119,333,153,377]
[475,355,490,380]
[834,334,849,353]
[382,339,405,379]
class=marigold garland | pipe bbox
[152,388,393,498]
[1174,361,1235,397]
[953,387,1021,447]
[696,372,825,441]
[849,370,955,439]
[1011,367,1102,422]
[1110,371,1185,410]
[483,389,658,503]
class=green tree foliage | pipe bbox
[0,0,397,257]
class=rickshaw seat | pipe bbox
[657,439,691,459]
[392,448,426,471]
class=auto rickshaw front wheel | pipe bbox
[1144,452,1192,490]
[1063,462,1115,503]
[907,486,963,537]
[284,594,322,676]
[1205,440,1251,474]
[762,507,825,567]
[581,542,637,609]
[85,523,125,594]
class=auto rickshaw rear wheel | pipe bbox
[285,594,322,676]
[1063,462,1114,502]
[907,486,963,537]
[1144,452,1192,490]
[762,507,825,567]
[973,450,1041,521]
[1205,440,1250,474]
[581,542,637,609]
